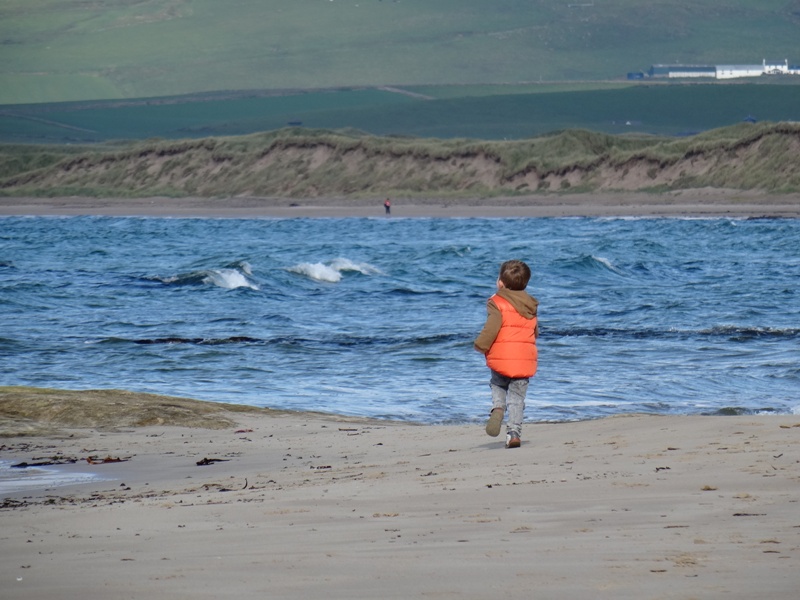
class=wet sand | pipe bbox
[1,397,799,599]
[2,189,800,218]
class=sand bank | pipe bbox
[1,392,798,599]
[2,189,800,218]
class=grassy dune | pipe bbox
[2,122,798,197]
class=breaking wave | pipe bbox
[149,261,258,290]
[287,257,382,283]
[554,254,625,275]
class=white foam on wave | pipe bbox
[329,257,382,275]
[240,261,253,276]
[289,258,382,283]
[157,260,258,290]
[289,262,342,283]
[592,255,621,272]
[203,268,259,290]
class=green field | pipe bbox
[2,0,800,105]
[1,83,798,144]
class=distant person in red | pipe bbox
[384,198,391,215]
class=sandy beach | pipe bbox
[2,189,800,219]
[1,390,798,600]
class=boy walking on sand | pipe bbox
[474,260,539,448]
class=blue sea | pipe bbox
[1,215,798,424]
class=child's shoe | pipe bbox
[505,431,521,449]
[485,408,504,437]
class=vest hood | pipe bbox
[496,287,538,320]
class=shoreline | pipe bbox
[2,189,800,218]
[2,389,799,598]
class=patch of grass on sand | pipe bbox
[0,386,266,436]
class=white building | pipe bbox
[716,64,764,79]
[716,59,793,79]
[647,58,797,80]
[648,65,716,78]
[763,59,790,74]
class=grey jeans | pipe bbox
[490,370,529,436]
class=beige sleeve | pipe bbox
[473,299,502,354]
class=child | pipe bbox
[474,260,539,448]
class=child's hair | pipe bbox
[499,259,531,290]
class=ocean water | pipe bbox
[1,215,798,424]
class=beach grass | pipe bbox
[2,121,799,197]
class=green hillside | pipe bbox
[1,83,798,144]
[2,0,799,105]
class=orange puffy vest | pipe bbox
[485,294,538,379]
